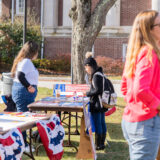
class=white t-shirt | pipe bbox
[14,58,39,85]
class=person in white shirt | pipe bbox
[11,41,39,151]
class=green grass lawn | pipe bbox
[0,88,129,160]
[107,76,122,80]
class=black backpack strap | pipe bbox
[106,78,115,93]
[92,72,104,108]
[93,72,115,93]
[92,72,104,88]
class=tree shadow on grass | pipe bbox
[61,140,80,159]
[63,140,129,160]
[63,140,79,147]
[62,140,129,160]
[22,137,129,160]
[107,122,124,140]
[22,140,80,159]
[97,141,129,160]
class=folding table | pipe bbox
[0,112,50,160]
[28,96,97,159]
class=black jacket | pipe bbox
[86,67,104,112]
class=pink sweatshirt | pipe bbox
[121,46,160,122]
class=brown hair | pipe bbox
[11,41,39,77]
[124,10,160,77]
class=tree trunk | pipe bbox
[72,28,93,84]
[70,0,117,84]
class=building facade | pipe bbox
[0,0,160,60]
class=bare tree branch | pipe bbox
[76,0,91,29]
[70,0,118,83]
[69,0,77,21]
[87,0,118,39]
[70,0,91,28]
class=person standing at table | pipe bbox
[121,10,160,160]
[84,52,107,150]
[11,41,39,152]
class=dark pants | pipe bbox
[92,112,107,134]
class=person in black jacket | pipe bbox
[84,52,107,150]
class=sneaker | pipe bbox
[25,145,35,153]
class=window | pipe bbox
[122,44,127,62]
[16,0,24,15]
[0,0,2,16]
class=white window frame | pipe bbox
[122,43,128,62]
[16,0,24,15]
[0,0,2,17]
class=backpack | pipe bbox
[3,95,17,112]
[92,72,117,108]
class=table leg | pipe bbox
[76,115,94,159]
[68,112,71,145]
[23,129,35,160]
[35,112,79,156]
[63,112,78,151]
[75,112,80,135]
[61,112,81,136]
[36,144,43,156]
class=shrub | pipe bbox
[0,21,41,64]
[32,53,71,74]
[95,56,124,76]
[53,53,71,72]
[32,59,41,68]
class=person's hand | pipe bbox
[28,85,35,93]
[83,91,86,97]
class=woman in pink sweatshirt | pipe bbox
[121,10,160,160]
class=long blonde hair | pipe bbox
[124,10,160,77]
[11,41,38,77]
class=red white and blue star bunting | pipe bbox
[0,128,25,160]
[37,115,65,160]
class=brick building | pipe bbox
[0,0,159,60]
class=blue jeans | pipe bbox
[122,115,160,160]
[12,82,37,146]
[12,82,37,112]
[92,112,107,134]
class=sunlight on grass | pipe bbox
[108,76,122,80]
[36,87,53,100]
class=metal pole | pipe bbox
[40,0,44,59]
[11,0,14,24]
[23,0,27,45]
[71,23,73,84]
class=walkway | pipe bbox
[38,76,123,97]
[0,75,123,97]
